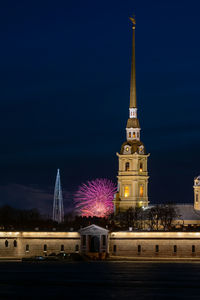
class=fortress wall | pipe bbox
[109,232,200,257]
[0,232,80,258]
[2,231,200,258]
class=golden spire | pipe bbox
[129,16,136,108]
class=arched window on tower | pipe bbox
[124,186,129,198]
[196,194,199,202]
[139,162,143,172]
[139,186,144,197]
[129,132,131,138]
[133,132,136,138]
[125,162,130,171]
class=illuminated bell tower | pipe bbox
[194,176,200,210]
[113,17,150,213]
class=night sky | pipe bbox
[1,0,200,214]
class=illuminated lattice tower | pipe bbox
[53,169,64,223]
[113,17,150,214]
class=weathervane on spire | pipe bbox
[129,15,136,27]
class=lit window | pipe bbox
[139,163,143,172]
[133,132,136,138]
[139,186,144,197]
[196,194,199,202]
[125,162,130,171]
[129,132,131,138]
[124,186,129,198]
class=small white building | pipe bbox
[79,225,109,254]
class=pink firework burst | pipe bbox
[74,178,117,218]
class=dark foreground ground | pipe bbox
[0,261,200,299]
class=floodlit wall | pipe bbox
[109,232,200,257]
[0,232,80,258]
[2,231,200,258]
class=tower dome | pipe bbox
[194,176,200,186]
[120,140,146,155]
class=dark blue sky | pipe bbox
[1,0,200,213]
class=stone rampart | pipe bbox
[109,231,200,257]
[0,232,80,258]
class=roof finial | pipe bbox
[129,15,136,26]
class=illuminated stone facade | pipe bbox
[0,226,108,258]
[0,231,80,258]
[1,227,200,259]
[109,231,200,258]
[114,152,149,213]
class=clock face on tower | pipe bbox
[139,145,144,154]
[124,145,131,154]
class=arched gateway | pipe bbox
[79,225,109,254]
